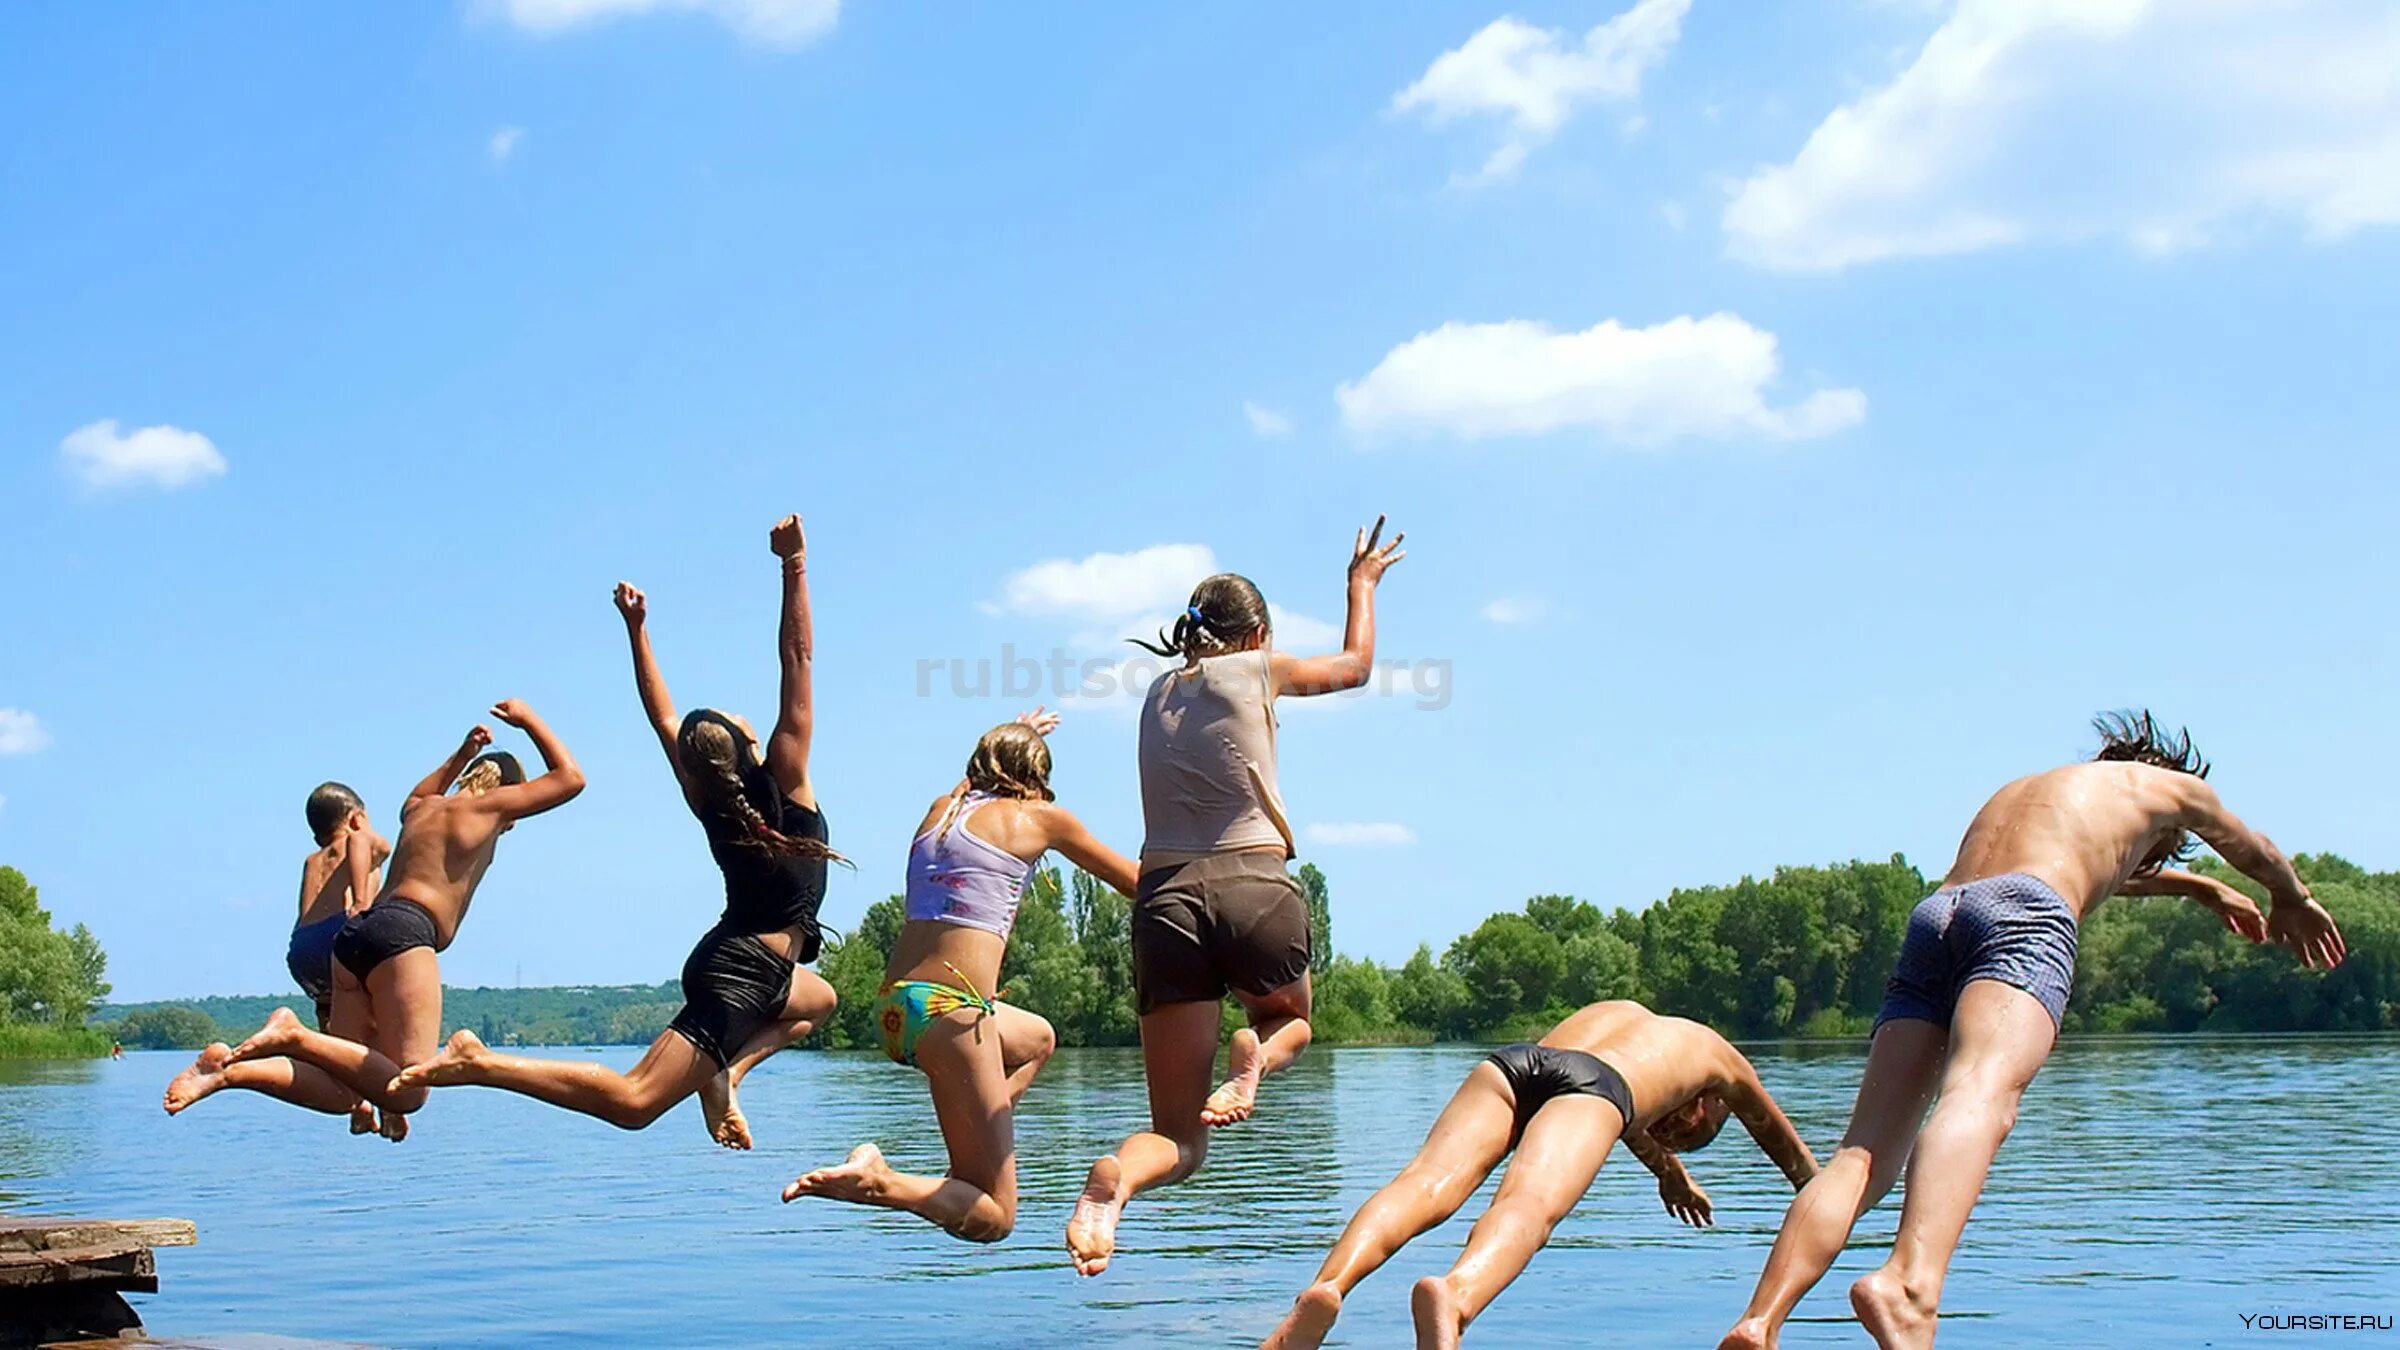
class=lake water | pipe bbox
[4,1037,2396,1347]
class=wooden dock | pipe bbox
[1,1218,193,1349]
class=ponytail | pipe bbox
[1129,572,1270,662]
[679,710,849,866]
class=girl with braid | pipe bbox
[397,514,841,1150]
[782,708,1140,1241]
[1067,516,1408,1277]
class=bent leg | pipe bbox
[1067,998,1221,1276]
[995,1004,1057,1105]
[705,967,839,1149]
[1208,972,1313,1127]
[1263,1063,1516,1350]
[786,1010,1018,1242]
[398,1027,717,1130]
[326,969,380,1134]
[1721,1017,1947,1350]
[1415,1095,1618,1349]
[1852,982,2055,1350]
[164,1044,360,1117]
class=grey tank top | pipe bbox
[1137,648,1295,858]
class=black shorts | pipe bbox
[1484,1043,1634,1136]
[666,926,797,1069]
[332,899,440,981]
[1131,852,1311,1015]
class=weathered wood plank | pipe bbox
[0,1218,196,1250]
[0,1242,156,1292]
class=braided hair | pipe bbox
[679,709,847,864]
[1128,573,1270,662]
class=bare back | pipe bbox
[1942,761,2199,919]
[379,795,509,948]
[1541,1001,1743,1130]
[295,836,374,928]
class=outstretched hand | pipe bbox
[1348,515,1405,586]
[1658,1173,1713,1228]
[489,699,534,730]
[614,581,647,625]
[769,514,807,560]
[2267,894,2348,969]
[2198,885,2269,944]
[1016,705,1062,737]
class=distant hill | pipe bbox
[103,981,684,1050]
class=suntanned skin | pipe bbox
[294,809,391,1132]
[1067,519,1406,1278]
[1261,1001,1816,1350]
[394,515,839,1150]
[164,702,583,1138]
[1721,758,2346,1350]
[783,707,1141,1241]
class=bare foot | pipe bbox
[379,1109,411,1142]
[1411,1276,1462,1350]
[781,1144,890,1206]
[225,1007,306,1065]
[392,1029,491,1092]
[1262,1282,1343,1350]
[1850,1269,1936,1350]
[1718,1316,1777,1350]
[701,1072,752,1150]
[162,1043,233,1115]
[1201,1027,1262,1127]
[349,1103,378,1135]
[1065,1154,1125,1277]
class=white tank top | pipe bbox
[1137,648,1294,859]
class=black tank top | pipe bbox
[693,760,829,962]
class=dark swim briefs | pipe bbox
[1484,1043,1635,1135]
[1876,872,2079,1031]
[332,899,440,981]
[1131,853,1312,1015]
[287,912,347,1009]
[666,925,797,1070]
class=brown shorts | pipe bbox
[1132,852,1311,1015]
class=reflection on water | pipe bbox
[1,1037,2393,1347]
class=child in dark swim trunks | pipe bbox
[1720,712,2349,1350]
[1068,517,1409,1279]
[289,782,388,1031]
[1260,1000,1816,1350]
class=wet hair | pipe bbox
[935,722,1054,845]
[452,752,525,796]
[305,782,365,845]
[1650,1095,1732,1153]
[1129,573,1271,661]
[678,709,848,864]
[2092,709,2209,871]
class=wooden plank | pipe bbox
[0,1219,196,1250]
[0,1243,155,1293]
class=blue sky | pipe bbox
[4,0,2396,1002]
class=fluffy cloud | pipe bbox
[1337,313,1865,445]
[1725,0,2400,270]
[1482,597,1544,625]
[1395,0,1689,182]
[59,420,227,491]
[989,544,1218,623]
[489,126,525,162]
[1243,402,1294,438]
[0,709,49,757]
[490,0,838,49]
[1304,821,1418,847]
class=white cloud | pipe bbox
[1482,597,1544,625]
[1243,401,1294,438]
[489,126,524,162]
[0,709,49,756]
[489,0,838,49]
[990,544,1218,623]
[1268,605,1341,651]
[1395,0,1690,182]
[1725,0,2400,271]
[59,420,226,492]
[1336,313,1866,446]
[1304,821,1418,847]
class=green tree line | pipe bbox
[0,866,112,1058]
[95,852,2400,1052]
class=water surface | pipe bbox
[4,1037,2394,1346]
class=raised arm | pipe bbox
[478,699,587,820]
[764,514,815,802]
[614,582,682,771]
[2169,776,2345,968]
[2114,867,2269,944]
[342,826,380,916]
[1270,515,1405,698]
[407,725,492,808]
[1038,805,1142,898]
[1716,1045,1817,1190]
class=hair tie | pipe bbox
[1186,603,1207,627]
